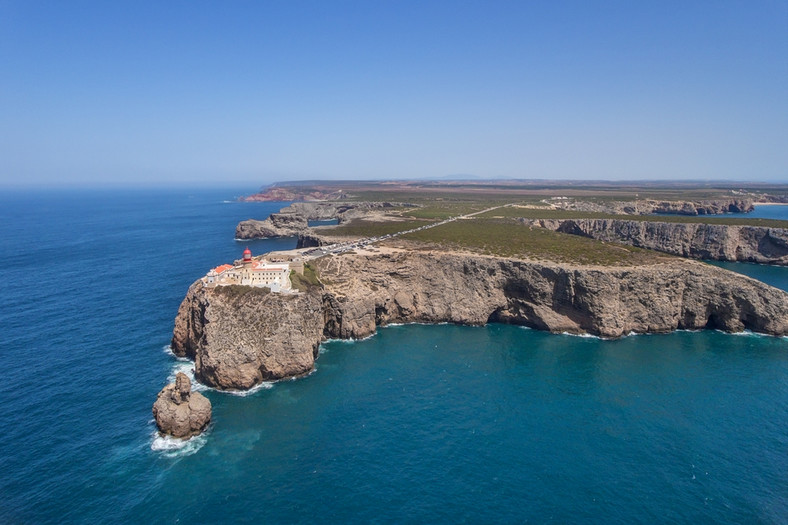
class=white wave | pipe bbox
[162,344,189,362]
[150,429,207,458]
[726,329,764,338]
[166,361,209,392]
[323,332,378,344]
[559,330,654,340]
[380,321,451,329]
[167,358,278,396]
[223,381,275,397]
[350,332,377,342]
[560,331,604,339]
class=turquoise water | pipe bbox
[703,203,787,290]
[707,260,788,292]
[749,204,788,220]
[308,218,340,226]
[1,189,787,523]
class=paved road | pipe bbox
[300,203,515,259]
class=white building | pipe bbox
[204,248,292,292]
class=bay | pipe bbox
[749,204,788,220]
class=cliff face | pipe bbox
[235,213,309,239]
[315,252,788,339]
[172,251,788,390]
[553,198,754,215]
[522,218,788,266]
[645,198,754,215]
[171,283,324,390]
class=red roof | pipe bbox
[213,264,233,274]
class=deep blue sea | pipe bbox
[1,192,787,524]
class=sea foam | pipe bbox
[223,381,275,397]
[150,429,207,458]
[560,331,605,340]
[166,361,208,392]
[726,329,764,338]
[162,344,189,362]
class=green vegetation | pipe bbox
[400,218,667,266]
[400,206,478,220]
[398,200,518,219]
[213,285,271,300]
[477,207,788,228]
[290,263,322,292]
[318,219,437,237]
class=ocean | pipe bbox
[0,192,786,523]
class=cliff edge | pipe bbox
[523,218,788,266]
[172,250,788,390]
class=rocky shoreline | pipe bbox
[172,249,788,391]
[521,218,788,266]
[166,194,787,397]
[236,201,417,239]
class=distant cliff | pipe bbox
[235,201,416,240]
[240,187,348,202]
[553,198,754,215]
[172,251,788,390]
[521,218,788,266]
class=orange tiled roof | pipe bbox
[213,264,234,274]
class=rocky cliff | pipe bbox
[236,212,309,239]
[553,198,754,215]
[521,218,788,265]
[172,250,788,390]
[240,187,348,202]
[235,201,416,239]
[171,284,325,389]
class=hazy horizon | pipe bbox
[1,1,786,188]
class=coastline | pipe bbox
[172,248,788,391]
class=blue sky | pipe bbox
[1,1,786,187]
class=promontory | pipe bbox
[170,181,788,392]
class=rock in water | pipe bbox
[152,372,211,438]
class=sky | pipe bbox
[1,1,786,188]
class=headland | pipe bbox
[169,180,788,393]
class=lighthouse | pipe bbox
[242,247,253,267]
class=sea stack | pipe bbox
[152,372,212,438]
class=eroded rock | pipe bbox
[152,372,212,438]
